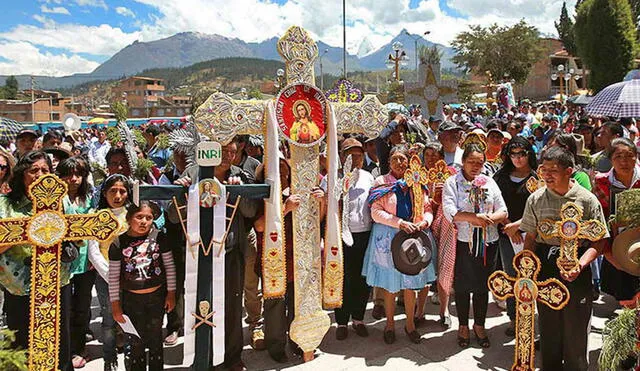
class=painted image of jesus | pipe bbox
[199,180,218,208]
[289,100,320,144]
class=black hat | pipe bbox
[391,230,434,276]
[428,115,442,123]
[438,121,463,133]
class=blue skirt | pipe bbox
[361,223,437,293]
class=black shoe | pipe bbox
[352,323,369,337]
[414,315,426,328]
[439,315,452,329]
[336,326,348,340]
[270,351,289,363]
[473,326,490,348]
[104,361,118,371]
[371,304,385,320]
[505,321,515,337]
[383,328,396,344]
[404,327,421,344]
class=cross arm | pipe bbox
[536,278,570,310]
[487,271,516,301]
[537,219,560,238]
[331,95,388,138]
[138,184,271,201]
[0,218,29,253]
[64,210,120,242]
[193,92,266,145]
[577,220,608,241]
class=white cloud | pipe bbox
[0,20,140,56]
[115,6,136,18]
[2,0,574,76]
[0,41,99,76]
[40,5,71,15]
[73,0,108,10]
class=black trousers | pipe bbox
[263,284,295,360]
[70,270,96,356]
[166,223,185,335]
[5,284,72,371]
[122,288,166,371]
[334,231,371,325]
[224,248,245,368]
[536,243,593,371]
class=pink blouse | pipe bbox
[371,188,434,228]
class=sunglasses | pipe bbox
[509,151,528,159]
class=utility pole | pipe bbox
[30,76,35,124]
[342,0,346,78]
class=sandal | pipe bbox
[457,328,470,348]
[404,326,422,344]
[473,326,491,348]
[72,355,87,368]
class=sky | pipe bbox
[0,0,576,77]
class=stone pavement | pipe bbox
[83,292,616,370]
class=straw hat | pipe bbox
[611,227,640,277]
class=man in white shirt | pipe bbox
[89,130,111,168]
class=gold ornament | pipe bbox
[0,174,119,371]
[488,250,570,371]
[537,202,607,276]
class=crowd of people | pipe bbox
[0,98,637,371]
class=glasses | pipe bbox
[509,151,528,159]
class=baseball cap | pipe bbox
[438,121,463,133]
[341,137,363,152]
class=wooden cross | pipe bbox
[538,202,607,276]
[404,155,428,223]
[488,250,570,371]
[193,26,387,357]
[0,174,119,371]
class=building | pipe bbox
[111,76,191,118]
[515,38,588,100]
[0,89,87,123]
[470,38,589,102]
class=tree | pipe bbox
[418,45,443,65]
[4,76,18,99]
[451,20,543,84]
[575,0,638,92]
[111,101,128,123]
[555,1,577,55]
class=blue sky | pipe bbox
[0,0,570,76]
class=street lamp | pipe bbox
[404,30,430,82]
[386,42,408,82]
[319,48,329,91]
[550,63,582,101]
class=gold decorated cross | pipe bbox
[426,159,454,186]
[194,26,387,358]
[0,174,119,371]
[405,64,457,117]
[404,155,428,223]
[488,250,570,371]
[537,202,607,276]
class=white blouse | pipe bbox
[442,172,508,243]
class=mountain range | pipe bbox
[1,29,456,91]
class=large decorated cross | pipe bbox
[194,26,387,359]
[488,250,570,371]
[405,63,457,119]
[537,202,607,276]
[0,174,119,370]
